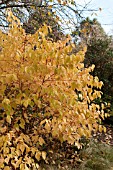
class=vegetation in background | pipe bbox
[72,18,113,119]
[79,19,113,119]
[0,0,92,32]
[85,37,113,104]
[23,7,64,41]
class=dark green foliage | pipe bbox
[84,37,113,110]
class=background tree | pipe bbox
[23,7,64,41]
[85,37,113,103]
[0,0,100,34]
[72,17,107,45]
[79,19,113,114]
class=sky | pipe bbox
[76,0,113,35]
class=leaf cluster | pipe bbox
[0,11,105,169]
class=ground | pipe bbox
[40,123,113,170]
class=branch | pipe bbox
[0,4,46,10]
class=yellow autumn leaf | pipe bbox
[6,115,11,124]
[20,163,25,170]
[31,147,36,155]
[45,122,51,131]
[39,137,45,146]
[36,163,40,169]
[42,151,46,160]
[105,113,109,118]
[5,157,10,164]
[18,143,25,154]
[2,98,10,105]
[15,149,21,156]
[25,164,29,170]
[48,11,51,16]
[103,126,106,133]
[4,166,10,170]
[99,125,103,133]
[35,151,41,161]
[23,99,31,108]
[58,0,61,3]
[88,124,93,132]
[19,118,25,129]
[15,157,22,168]
[75,142,81,149]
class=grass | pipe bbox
[79,139,113,170]
[40,139,113,170]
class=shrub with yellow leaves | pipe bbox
[0,11,105,169]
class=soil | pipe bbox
[93,124,113,145]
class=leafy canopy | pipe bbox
[0,11,105,169]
